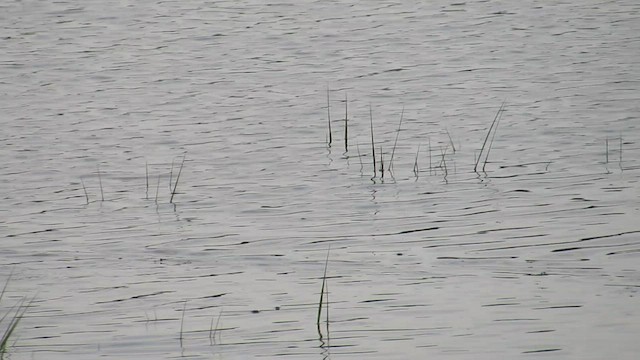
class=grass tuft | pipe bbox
[1,275,34,357]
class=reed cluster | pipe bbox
[1,276,34,356]
[324,93,510,181]
[79,153,187,205]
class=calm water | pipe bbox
[1,1,639,359]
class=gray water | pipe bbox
[1,1,639,359]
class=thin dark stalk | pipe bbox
[97,165,104,202]
[145,161,149,200]
[356,142,363,173]
[169,159,175,191]
[605,137,609,163]
[344,92,348,152]
[440,146,448,176]
[325,268,330,339]
[482,105,505,172]
[619,136,623,171]
[80,177,89,204]
[154,175,161,204]
[1,296,34,355]
[474,101,505,172]
[0,276,10,302]
[179,301,187,347]
[388,106,404,173]
[209,309,223,346]
[369,105,376,177]
[428,137,432,175]
[316,247,330,337]
[445,128,456,153]
[380,146,384,179]
[327,87,332,146]
[413,144,420,176]
[170,154,186,204]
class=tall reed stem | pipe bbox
[317,247,330,336]
[145,161,149,200]
[327,87,332,146]
[97,164,104,202]
[369,105,376,177]
[170,154,186,204]
[80,177,89,204]
[482,104,505,172]
[474,101,505,173]
[344,92,348,152]
[388,106,404,174]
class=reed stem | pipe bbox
[317,247,330,336]
[154,175,161,204]
[380,146,384,179]
[344,92,348,152]
[80,177,89,204]
[369,105,376,177]
[413,144,420,176]
[327,87,332,146]
[356,142,363,172]
[474,101,505,173]
[97,165,104,202]
[388,106,404,173]
[482,104,505,172]
[445,128,456,153]
[145,161,149,200]
[179,300,187,347]
[170,154,186,204]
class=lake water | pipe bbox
[1,0,639,359]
